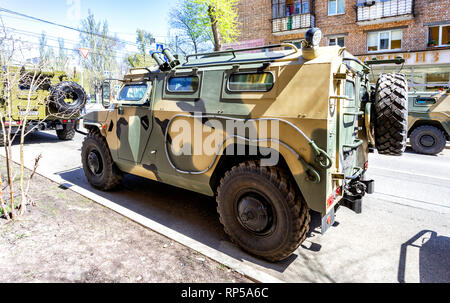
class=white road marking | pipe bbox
[369,166,450,183]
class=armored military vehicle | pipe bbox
[0,66,87,140]
[80,28,408,262]
[407,90,449,155]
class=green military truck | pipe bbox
[407,91,449,155]
[0,65,87,140]
[80,28,408,262]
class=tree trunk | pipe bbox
[208,6,221,52]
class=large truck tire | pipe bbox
[410,125,446,155]
[49,81,87,115]
[374,73,408,156]
[216,161,310,262]
[81,131,123,191]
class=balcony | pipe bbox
[272,13,315,36]
[356,0,414,26]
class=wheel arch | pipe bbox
[209,142,322,213]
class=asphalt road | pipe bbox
[2,130,449,283]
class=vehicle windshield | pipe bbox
[118,84,147,101]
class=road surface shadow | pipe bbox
[398,230,450,283]
[7,131,61,146]
[55,167,330,276]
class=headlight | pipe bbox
[305,28,322,47]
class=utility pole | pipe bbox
[175,35,179,54]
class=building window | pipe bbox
[367,29,402,52]
[328,36,345,47]
[272,0,310,19]
[328,0,345,16]
[283,39,303,49]
[428,24,450,47]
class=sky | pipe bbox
[0,0,178,62]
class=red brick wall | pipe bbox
[235,0,450,55]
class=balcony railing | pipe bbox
[357,0,413,24]
[272,13,315,35]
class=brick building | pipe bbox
[233,0,450,90]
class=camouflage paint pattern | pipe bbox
[83,45,373,216]
[407,91,450,138]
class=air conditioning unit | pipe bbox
[364,0,376,6]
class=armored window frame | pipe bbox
[117,83,149,102]
[115,82,152,106]
[226,72,275,93]
[167,75,200,94]
[163,71,203,101]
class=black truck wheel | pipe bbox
[410,125,446,155]
[49,81,87,115]
[81,131,123,191]
[216,161,310,262]
[56,125,76,141]
[374,73,408,156]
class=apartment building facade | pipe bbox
[233,0,450,91]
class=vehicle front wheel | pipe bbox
[410,125,446,155]
[216,161,310,262]
[81,131,123,190]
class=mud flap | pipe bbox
[321,207,336,234]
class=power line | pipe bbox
[0,12,170,41]
[0,7,140,47]
[2,37,135,61]
[4,26,137,57]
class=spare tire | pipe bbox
[374,73,408,156]
[49,81,87,115]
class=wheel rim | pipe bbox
[87,150,103,175]
[236,192,275,235]
[420,135,435,148]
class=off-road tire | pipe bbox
[410,125,446,155]
[374,73,408,155]
[216,161,310,262]
[81,130,123,191]
[49,81,87,115]
[56,125,75,141]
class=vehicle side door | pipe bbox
[115,81,154,164]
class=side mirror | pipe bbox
[102,81,111,108]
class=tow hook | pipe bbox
[342,179,375,214]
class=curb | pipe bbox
[14,160,285,284]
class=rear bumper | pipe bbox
[321,177,374,234]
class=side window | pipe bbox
[228,72,274,92]
[167,76,199,93]
[118,84,148,101]
[345,81,356,99]
[415,97,436,106]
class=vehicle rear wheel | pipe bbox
[216,161,310,262]
[374,73,408,156]
[410,126,446,155]
[56,125,75,141]
[81,131,123,190]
